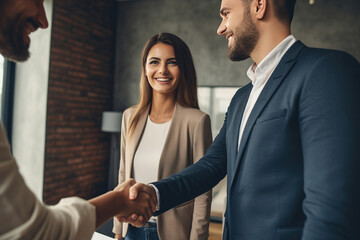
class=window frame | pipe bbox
[1,60,16,145]
[197,85,241,223]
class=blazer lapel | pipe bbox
[228,84,252,180]
[125,105,150,179]
[229,41,305,191]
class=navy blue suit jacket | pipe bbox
[153,41,360,240]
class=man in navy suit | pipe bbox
[126,0,360,239]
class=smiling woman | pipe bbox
[113,32,213,240]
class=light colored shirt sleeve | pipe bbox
[0,124,96,240]
[148,184,160,211]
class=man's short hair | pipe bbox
[273,0,297,24]
[285,0,296,23]
[242,0,297,24]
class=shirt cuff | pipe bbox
[148,184,160,211]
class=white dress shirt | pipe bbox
[238,35,296,149]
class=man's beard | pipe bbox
[0,19,30,62]
[228,11,259,61]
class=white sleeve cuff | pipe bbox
[148,184,160,211]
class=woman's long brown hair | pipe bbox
[128,32,199,137]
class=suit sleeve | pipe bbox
[299,52,360,239]
[112,112,127,235]
[153,111,228,215]
[189,114,213,240]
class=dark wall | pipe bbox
[293,0,360,56]
[43,0,116,204]
[113,0,360,111]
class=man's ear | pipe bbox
[254,0,267,20]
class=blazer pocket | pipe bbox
[255,109,287,125]
[277,226,303,240]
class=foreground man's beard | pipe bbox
[0,43,30,62]
[0,19,31,62]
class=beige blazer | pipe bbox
[113,103,213,240]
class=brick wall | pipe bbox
[43,0,116,204]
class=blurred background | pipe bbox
[1,0,359,239]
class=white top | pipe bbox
[238,35,296,149]
[0,123,96,240]
[133,116,171,185]
[133,116,171,223]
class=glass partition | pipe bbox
[198,86,240,221]
[198,86,239,137]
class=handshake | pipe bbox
[113,179,158,227]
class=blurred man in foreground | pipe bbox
[0,0,155,239]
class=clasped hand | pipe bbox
[115,179,157,227]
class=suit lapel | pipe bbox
[125,105,150,179]
[229,41,305,191]
[228,84,252,178]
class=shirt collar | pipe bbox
[247,35,296,86]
